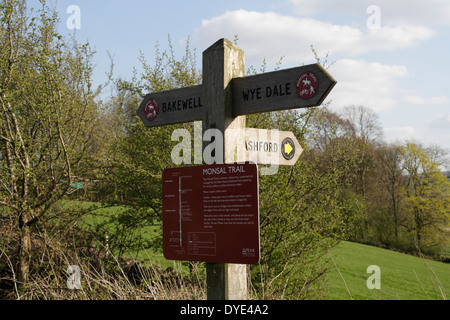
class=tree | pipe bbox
[374,143,404,245]
[340,105,383,198]
[399,142,450,252]
[0,0,98,286]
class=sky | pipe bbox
[47,0,450,152]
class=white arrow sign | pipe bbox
[226,128,303,166]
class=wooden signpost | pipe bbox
[137,38,336,300]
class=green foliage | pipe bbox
[0,0,99,285]
[339,114,450,258]
[246,109,359,299]
[398,142,450,252]
[90,36,203,256]
[0,0,97,213]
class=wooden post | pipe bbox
[202,38,248,300]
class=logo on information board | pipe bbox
[281,137,295,160]
[296,72,318,99]
[242,248,256,257]
[144,99,159,121]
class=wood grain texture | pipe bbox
[202,38,249,301]
[202,38,246,135]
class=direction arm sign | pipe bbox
[137,85,203,128]
[232,63,336,116]
[226,128,303,166]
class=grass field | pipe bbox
[326,241,449,300]
[81,204,449,300]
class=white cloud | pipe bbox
[403,95,448,105]
[195,10,434,67]
[289,0,450,27]
[427,113,450,129]
[384,126,417,143]
[329,59,408,111]
[194,8,441,148]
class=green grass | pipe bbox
[78,202,449,300]
[80,203,178,270]
[326,241,449,300]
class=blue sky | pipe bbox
[48,0,450,154]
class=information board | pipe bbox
[162,162,260,264]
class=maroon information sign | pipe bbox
[162,162,260,264]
